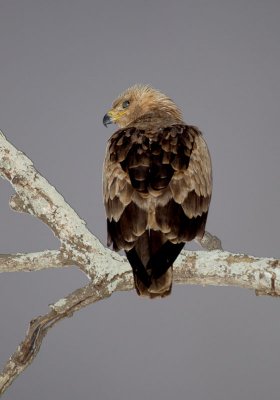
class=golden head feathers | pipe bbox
[103,84,182,128]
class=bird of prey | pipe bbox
[103,84,212,298]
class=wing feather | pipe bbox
[103,124,212,251]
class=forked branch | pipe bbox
[0,130,279,396]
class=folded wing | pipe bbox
[103,124,212,296]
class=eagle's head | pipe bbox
[103,84,182,128]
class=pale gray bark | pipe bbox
[0,250,69,273]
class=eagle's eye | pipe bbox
[122,100,130,109]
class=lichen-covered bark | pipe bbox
[0,250,68,273]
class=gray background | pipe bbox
[0,0,279,399]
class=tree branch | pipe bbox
[196,230,223,250]
[0,130,124,282]
[0,250,70,273]
[1,249,279,394]
[0,129,279,396]
[0,282,106,395]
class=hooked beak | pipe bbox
[103,113,113,127]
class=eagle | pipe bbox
[103,84,212,298]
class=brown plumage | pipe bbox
[103,84,212,298]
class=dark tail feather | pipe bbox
[125,231,184,298]
[126,245,151,289]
